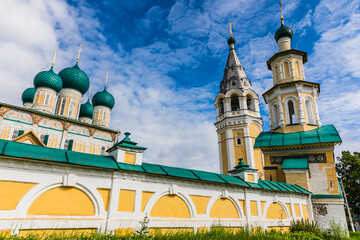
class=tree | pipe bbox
[335,151,360,215]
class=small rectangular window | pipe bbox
[12,129,19,139]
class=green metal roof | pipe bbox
[274,23,293,42]
[281,158,308,169]
[254,125,341,148]
[79,99,94,119]
[33,67,63,93]
[0,138,311,195]
[22,88,36,103]
[92,87,115,109]
[108,132,147,152]
[58,63,89,95]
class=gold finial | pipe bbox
[105,72,109,87]
[116,129,120,142]
[77,44,83,62]
[227,23,234,37]
[51,49,58,66]
[279,1,284,25]
[40,67,44,72]
[88,84,92,99]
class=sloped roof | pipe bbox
[0,139,311,195]
[254,125,341,148]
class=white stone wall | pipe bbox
[0,157,311,234]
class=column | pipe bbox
[225,129,235,171]
[278,95,285,127]
[243,127,255,169]
[296,85,306,125]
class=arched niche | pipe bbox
[38,118,63,130]
[265,202,288,219]
[150,194,191,218]
[210,198,239,219]
[3,109,33,124]
[27,186,95,216]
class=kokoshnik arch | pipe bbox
[0,3,347,235]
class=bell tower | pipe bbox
[214,26,264,176]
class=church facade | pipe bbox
[0,6,347,236]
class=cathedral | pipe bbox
[0,4,347,236]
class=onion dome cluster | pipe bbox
[21,87,36,104]
[92,87,115,110]
[33,67,62,93]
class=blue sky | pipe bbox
[0,0,359,172]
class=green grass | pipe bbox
[0,228,358,240]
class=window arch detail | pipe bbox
[284,98,298,125]
[230,94,240,111]
[305,98,315,125]
[271,103,279,129]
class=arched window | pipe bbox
[230,94,239,111]
[283,61,290,78]
[44,94,50,105]
[246,95,255,111]
[102,110,107,121]
[275,65,280,82]
[100,146,106,155]
[294,61,301,78]
[68,100,75,117]
[305,99,315,124]
[287,100,297,124]
[219,98,224,115]
[59,98,66,115]
[272,104,279,128]
[235,133,242,146]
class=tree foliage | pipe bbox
[335,151,360,215]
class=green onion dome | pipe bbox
[274,24,293,42]
[58,62,90,95]
[79,99,94,119]
[92,87,115,110]
[33,67,63,93]
[227,36,236,45]
[21,87,36,103]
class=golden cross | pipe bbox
[51,49,58,66]
[105,72,109,87]
[88,84,92,99]
[279,1,284,25]
[227,23,234,36]
[77,44,83,62]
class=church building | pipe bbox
[0,3,347,236]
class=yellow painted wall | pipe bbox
[0,181,36,210]
[97,188,110,211]
[263,149,339,195]
[210,198,239,219]
[239,199,245,215]
[27,187,95,216]
[265,203,287,219]
[232,129,247,165]
[141,191,154,212]
[286,203,292,217]
[302,205,308,220]
[248,174,254,182]
[189,195,210,215]
[125,153,136,164]
[220,132,228,175]
[250,200,258,216]
[150,195,191,218]
[249,122,264,175]
[39,95,45,104]
[285,172,309,190]
[118,189,135,212]
[18,228,96,237]
[115,228,134,235]
[294,204,301,217]
[261,201,266,215]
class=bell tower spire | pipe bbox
[214,28,264,177]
